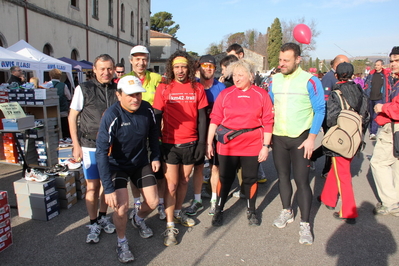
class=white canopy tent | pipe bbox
[0,46,43,79]
[7,40,74,87]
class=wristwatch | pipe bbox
[263,144,271,148]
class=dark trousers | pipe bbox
[369,99,383,135]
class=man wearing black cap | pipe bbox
[364,59,393,140]
[370,46,399,216]
[185,55,226,216]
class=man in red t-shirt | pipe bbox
[153,51,208,247]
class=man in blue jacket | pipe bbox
[96,76,161,263]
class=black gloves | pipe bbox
[194,142,206,162]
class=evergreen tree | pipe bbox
[308,57,313,70]
[315,58,320,71]
[267,18,283,69]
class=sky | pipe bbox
[151,0,398,63]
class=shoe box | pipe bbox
[55,174,77,209]
[0,191,12,253]
[1,115,35,130]
[73,169,86,200]
[13,178,59,221]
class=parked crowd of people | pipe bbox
[10,42,397,263]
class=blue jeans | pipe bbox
[369,99,383,135]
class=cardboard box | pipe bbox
[0,191,8,207]
[33,89,57,100]
[13,179,29,195]
[18,204,59,221]
[16,191,58,209]
[21,178,56,196]
[54,174,75,189]
[59,194,77,209]
[2,115,34,130]
[75,179,86,190]
[0,219,11,235]
[76,190,86,200]
[0,205,10,223]
[0,231,13,253]
[56,185,76,199]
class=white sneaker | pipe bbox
[158,204,166,220]
[116,240,134,263]
[86,223,101,244]
[25,169,48,182]
[97,216,116,234]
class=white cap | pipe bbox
[130,45,149,55]
[117,76,146,94]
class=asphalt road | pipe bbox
[1,134,398,266]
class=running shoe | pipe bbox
[232,190,245,199]
[174,211,195,227]
[44,164,68,176]
[97,216,116,234]
[86,223,101,244]
[62,158,82,170]
[201,186,212,198]
[247,211,260,226]
[116,240,134,263]
[185,200,204,216]
[299,222,313,245]
[273,209,294,229]
[212,210,224,227]
[129,202,141,220]
[34,120,44,127]
[373,202,389,215]
[369,134,377,140]
[158,204,166,220]
[163,226,179,247]
[209,200,216,216]
[25,169,49,182]
[131,215,153,238]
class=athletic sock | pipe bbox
[98,212,106,220]
[159,198,164,204]
[174,209,181,217]
[135,214,144,224]
[211,193,217,201]
[118,236,127,244]
[90,218,98,225]
[167,222,175,228]
[194,194,201,202]
[134,198,141,205]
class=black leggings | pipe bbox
[217,155,259,212]
[272,131,312,222]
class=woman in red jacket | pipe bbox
[206,59,274,226]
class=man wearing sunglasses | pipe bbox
[124,45,166,223]
[113,63,125,83]
[185,55,225,217]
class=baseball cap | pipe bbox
[199,54,216,65]
[336,62,354,79]
[117,76,146,94]
[130,45,149,55]
[389,46,399,57]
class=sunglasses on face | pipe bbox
[201,63,215,69]
[116,71,125,74]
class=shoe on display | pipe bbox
[158,204,166,220]
[185,200,204,216]
[273,209,294,229]
[174,211,195,227]
[25,168,49,182]
[299,222,313,245]
[97,216,116,234]
[131,215,153,239]
[86,223,101,244]
[60,158,82,170]
[34,120,44,127]
[163,227,179,247]
[44,164,68,176]
[116,240,134,263]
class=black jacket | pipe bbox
[78,79,118,148]
[324,81,370,157]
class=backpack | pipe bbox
[322,90,362,158]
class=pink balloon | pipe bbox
[293,24,312,45]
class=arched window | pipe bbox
[130,11,134,36]
[43,43,53,56]
[120,4,125,32]
[108,0,113,27]
[71,49,79,60]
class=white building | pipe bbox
[0,0,151,82]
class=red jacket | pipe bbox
[375,80,399,126]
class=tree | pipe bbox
[281,17,320,57]
[308,57,313,69]
[315,58,320,71]
[227,32,245,47]
[267,18,283,69]
[352,58,369,74]
[150,12,180,37]
[206,42,223,55]
[187,51,199,59]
